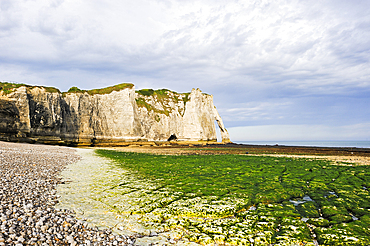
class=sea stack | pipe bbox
[0,82,230,146]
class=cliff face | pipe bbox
[0,83,230,146]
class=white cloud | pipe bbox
[223,101,292,122]
[1,0,369,88]
[0,0,370,140]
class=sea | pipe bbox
[236,141,370,148]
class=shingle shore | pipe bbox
[0,141,135,245]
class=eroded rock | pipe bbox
[0,83,230,145]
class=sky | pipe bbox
[1,0,370,141]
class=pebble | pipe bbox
[0,141,136,245]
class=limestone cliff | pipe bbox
[0,82,230,146]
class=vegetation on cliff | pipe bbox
[0,82,191,105]
[0,82,136,96]
[0,82,194,100]
[66,86,85,93]
[135,88,191,117]
[63,83,134,96]
[135,97,170,116]
[136,88,190,104]
[137,88,173,97]
[0,82,60,94]
[0,82,27,94]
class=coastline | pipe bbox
[0,141,136,245]
[104,140,370,157]
[235,140,370,149]
[1,140,370,244]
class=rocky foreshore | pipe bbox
[0,141,135,245]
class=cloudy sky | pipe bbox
[1,0,370,141]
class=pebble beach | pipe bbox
[0,141,135,245]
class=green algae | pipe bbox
[92,150,370,245]
[57,149,370,245]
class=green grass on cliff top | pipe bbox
[0,81,195,99]
[137,88,175,97]
[136,88,190,102]
[0,82,60,94]
[64,83,134,96]
[96,149,370,245]
[0,81,135,96]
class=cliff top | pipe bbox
[63,83,134,96]
[0,82,135,96]
[0,82,60,94]
[0,81,208,98]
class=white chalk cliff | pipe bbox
[0,83,230,146]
